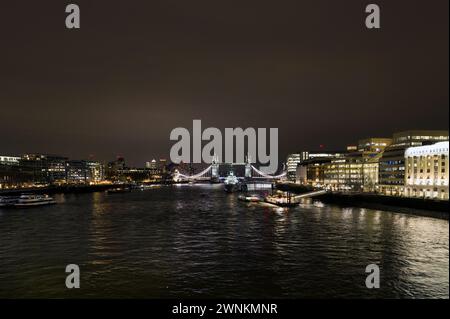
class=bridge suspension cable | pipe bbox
[176,165,212,179]
[176,164,286,180]
[251,165,286,179]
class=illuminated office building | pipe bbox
[357,138,392,155]
[66,160,104,184]
[404,141,449,200]
[0,155,21,188]
[20,154,68,184]
[296,151,345,186]
[298,138,390,191]
[0,156,20,165]
[146,159,157,169]
[158,159,167,172]
[106,157,126,181]
[86,161,104,183]
[323,153,379,192]
[296,157,332,186]
[379,130,448,196]
[145,159,164,181]
[286,153,301,181]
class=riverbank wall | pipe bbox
[316,192,448,220]
[276,183,448,220]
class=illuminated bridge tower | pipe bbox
[211,154,219,178]
[245,155,252,179]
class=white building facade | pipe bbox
[404,142,449,200]
[286,153,301,182]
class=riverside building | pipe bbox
[20,154,68,185]
[295,151,345,186]
[378,130,449,196]
[404,141,449,200]
[146,159,157,169]
[286,153,301,182]
[323,154,376,191]
[66,160,104,184]
[0,155,21,189]
[322,138,391,192]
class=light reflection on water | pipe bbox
[0,184,448,298]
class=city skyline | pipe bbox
[2,127,448,167]
[0,1,448,303]
[1,0,448,166]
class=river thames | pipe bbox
[0,184,448,298]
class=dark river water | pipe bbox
[0,184,448,298]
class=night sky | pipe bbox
[0,0,448,166]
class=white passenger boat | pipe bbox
[0,196,19,207]
[264,192,299,207]
[14,194,56,207]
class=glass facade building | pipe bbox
[286,153,301,181]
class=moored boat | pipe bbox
[0,196,19,207]
[14,194,56,207]
[224,172,240,193]
[136,184,159,190]
[264,192,298,207]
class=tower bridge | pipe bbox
[173,156,286,182]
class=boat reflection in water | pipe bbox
[106,187,132,194]
[313,201,325,208]
[238,194,262,202]
[135,184,161,191]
